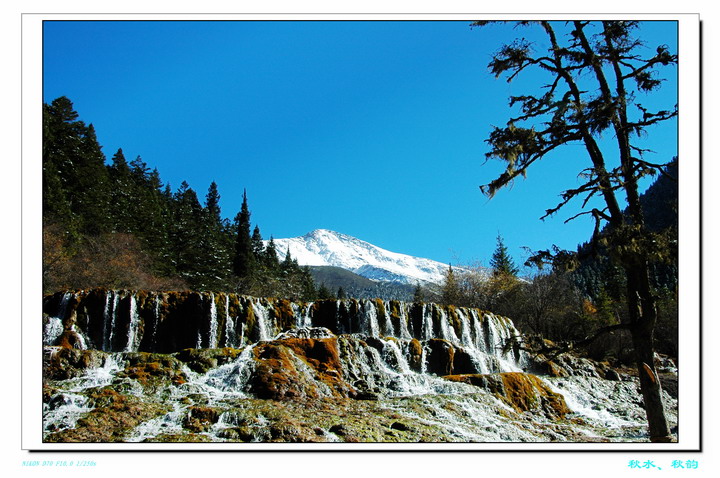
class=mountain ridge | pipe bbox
[268,229,459,287]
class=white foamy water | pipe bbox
[383,393,540,442]
[251,301,273,341]
[544,375,674,438]
[125,295,141,352]
[43,392,92,434]
[43,316,64,346]
[208,293,218,349]
[43,292,73,346]
[71,356,122,391]
[42,354,124,437]
[126,403,187,442]
[224,295,237,348]
[339,336,485,398]
[104,291,120,351]
[359,300,380,337]
[188,346,256,400]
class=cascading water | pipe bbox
[251,300,273,341]
[43,290,529,372]
[437,308,459,343]
[151,295,161,347]
[302,302,314,328]
[43,392,92,435]
[41,289,677,443]
[43,316,64,347]
[421,304,434,340]
[43,292,73,346]
[208,293,218,349]
[393,301,412,340]
[104,290,120,352]
[224,294,237,348]
[359,300,380,337]
[125,295,141,352]
[196,346,257,398]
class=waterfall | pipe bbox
[395,303,412,340]
[72,325,88,350]
[198,345,256,397]
[382,339,411,374]
[125,295,141,352]
[437,308,459,343]
[105,291,120,352]
[456,308,474,349]
[380,301,395,337]
[102,291,112,350]
[224,295,236,348]
[359,300,380,337]
[421,304,433,340]
[42,288,676,443]
[302,302,314,328]
[151,294,161,348]
[251,300,272,341]
[43,317,64,347]
[43,289,527,370]
[209,293,218,349]
[43,292,73,346]
[335,300,346,334]
[57,291,73,320]
[469,310,488,352]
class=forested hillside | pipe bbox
[43,96,316,299]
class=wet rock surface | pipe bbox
[443,372,570,419]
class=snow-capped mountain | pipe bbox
[269,229,454,286]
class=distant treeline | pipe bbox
[43,96,316,299]
[572,159,678,300]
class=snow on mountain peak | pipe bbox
[269,229,453,285]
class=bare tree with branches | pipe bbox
[475,20,677,442]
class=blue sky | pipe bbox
[43,20,678,270]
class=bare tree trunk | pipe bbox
[625,261,672,442]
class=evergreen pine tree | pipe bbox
[129,155,150,183]
[300,266,318,301]
[263,236,280,271]
[127,157,167,243]
[43,102,75,233]
[169,181,206,288]
[108,148,135,232]
[251,226,265,258]
[233,190,254,282]
[281,247,295,276]
[196,181,233,290]
[490,234,519,277]
[205,181,222,226]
